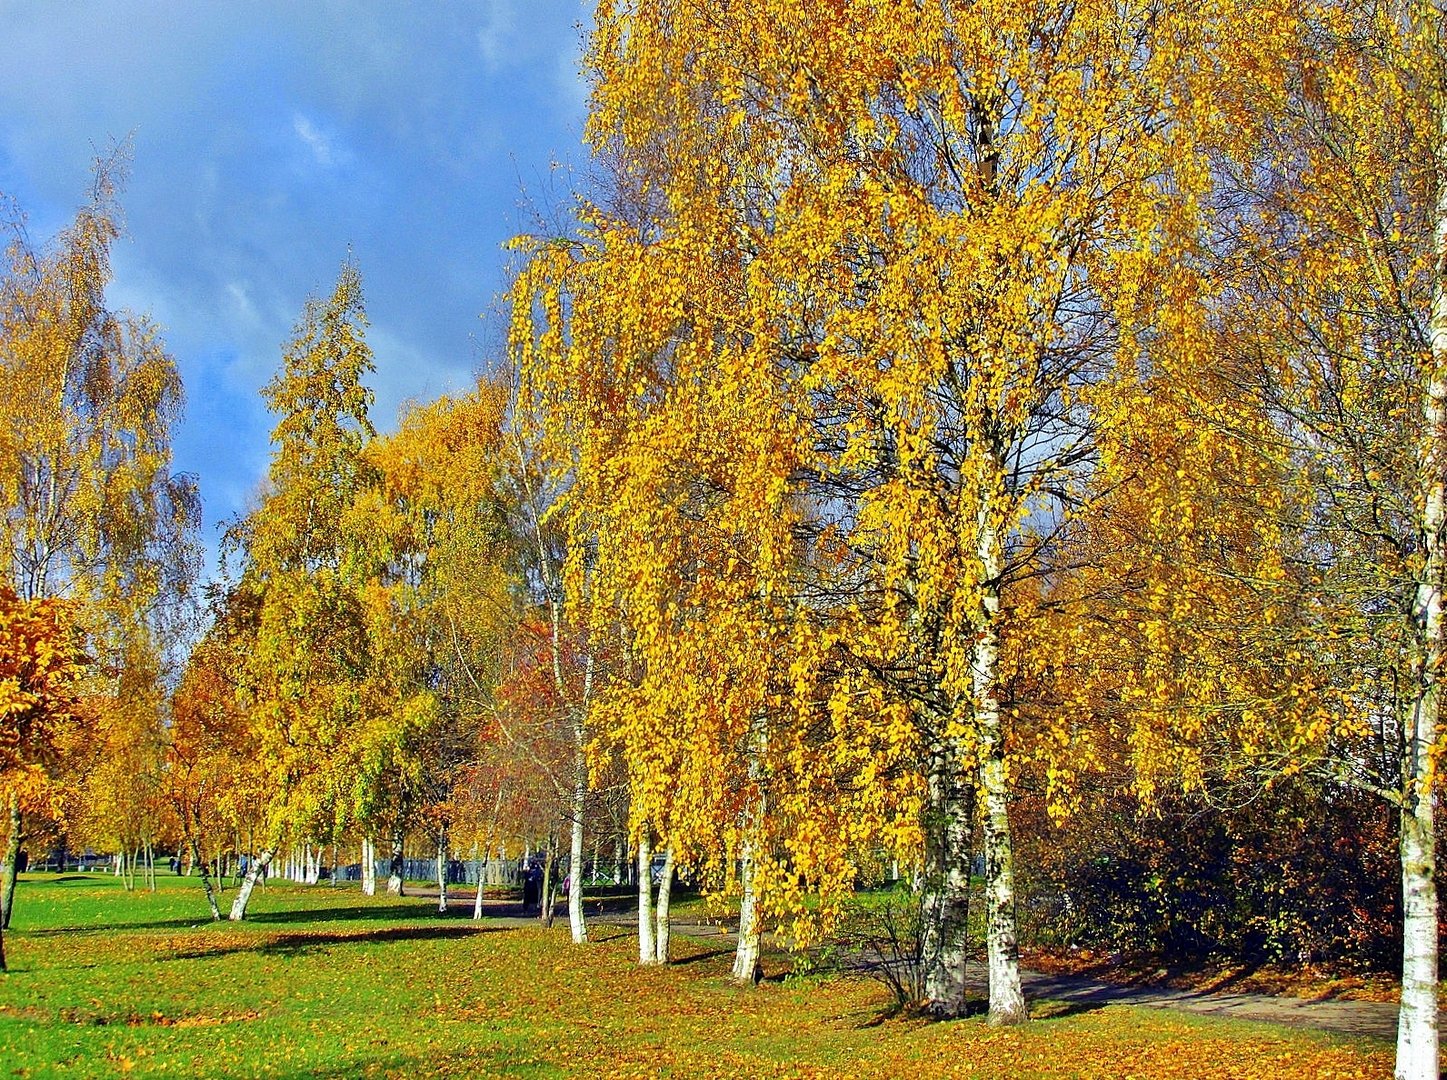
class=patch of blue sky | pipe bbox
[0,0,592,577]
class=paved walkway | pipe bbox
[415,891,1409,1041]
[661,918,1411,1042]
[1004,967,1403,1040]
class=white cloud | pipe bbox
[0,0,592,570]
[293,114,346,168]
[476,1,519,72]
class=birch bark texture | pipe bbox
[229,849,274,922]
[1398,20,1447,1069]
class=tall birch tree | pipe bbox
[0,152,199,927]
[1193,4,1447,1075]
[517,0,1213,1021]
[223,260,375,920]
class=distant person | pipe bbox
[169,856,179,874]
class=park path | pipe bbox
[996,966,1403,1040]
[415,889,1409,1041]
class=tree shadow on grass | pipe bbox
[27,916,212,936]
[1026,996,1112,1021]
[857,996,990,1028]
[166,923,507,961]
[24,901,533,936]
[669,946,734,967]
[585,928,631,946]
[247,903,451,926]
[31,874,103,885]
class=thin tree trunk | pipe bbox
[1,795,21,930]
[361,836,376,896]
[978,619,1024,1024]
[1397,116,1447,1076]
[732,831,763,984]
[476,794,503,921]
[568,714,588,944]
[436,834,448,914]
[975,560,1026,1025]
[732,727,766,985]
[653,846,675,964]
[229,849,275,921]
[540,842,557,928]
[922,732,974,1017]
[386,831,404,896]
[189,835,222,920]
[637,835,656,965]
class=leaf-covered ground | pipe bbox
[0,874,1390,1078]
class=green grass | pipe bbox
[0,873,1390,1078]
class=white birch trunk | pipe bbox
[2,794,22,930]
[732,831,764,984]
[386,832,404,896]
[361,836,376,896]
[568,703,589,944]
[1397,88,1447,1076]
[189,836,222,920]
[229,849,275,921]
[436,837,448,914]
[975,517,1026,1025]
[921,730,973,1017]
[732,719,766,984]
[653,846,676,964]
[637,836,656,965]
[1398,790,1438,1080]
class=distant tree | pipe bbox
[223,259,375,920]
[0,149,198,934]
[344,380,517,908]
[166,631,254,919]
[0,586,86,969]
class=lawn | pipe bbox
[0,873,1389,1078]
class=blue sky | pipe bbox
[0,0,592,576]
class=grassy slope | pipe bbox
[0,874,1388,1078]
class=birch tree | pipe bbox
[0,151,199,927]
[513,0,1215,1021]
[0,587,85,970]
[223,260,375,920]
[1195,4,1447,1075]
